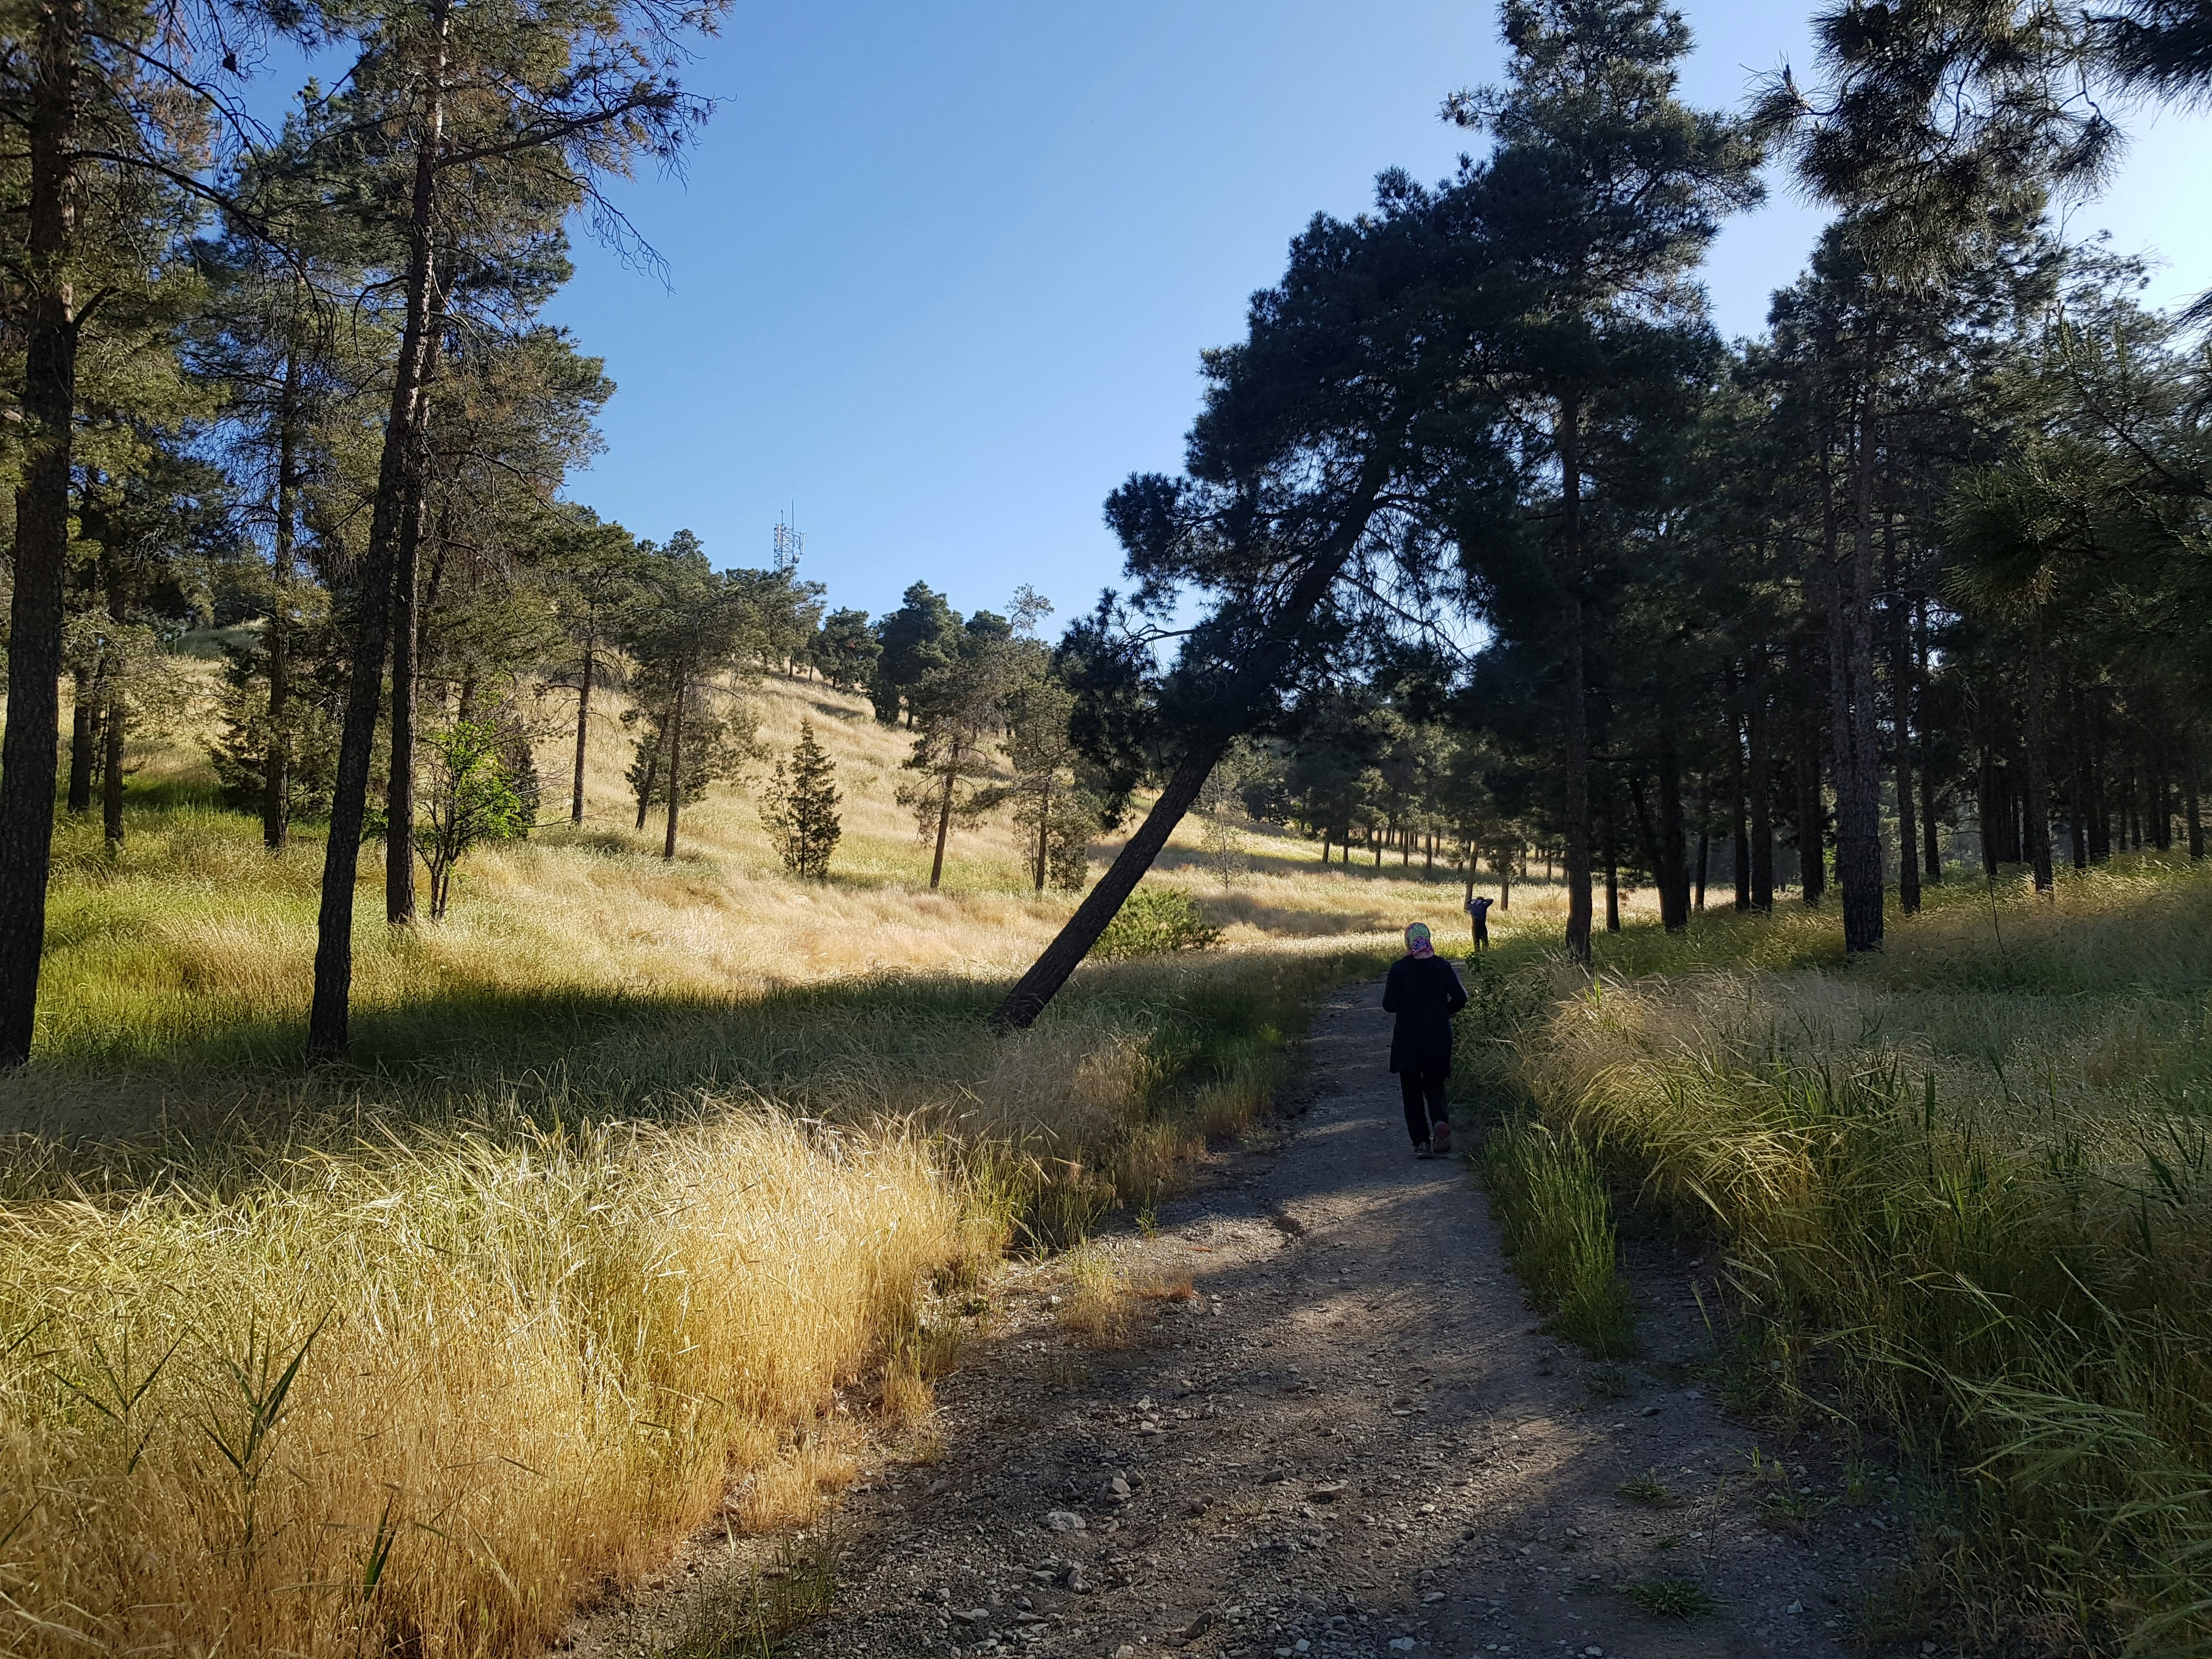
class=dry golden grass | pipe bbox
[1053,1240,1135,1348]
[0,1107,953,1658]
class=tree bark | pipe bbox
[101,684,126,854]
[0,0,87,1069]
[1829,386,1886,952]
[662,673,687,861]
[1885,513,1919,913]
[571,646,594,825]
[929,760,953,890]
[1034,774,1050,893]
[2024,650,2054,894]
[1978,747,2000,878]
[386,466,427,924]
[1730,693,1750,912]
[67,668,95,814]
[634,721,663,831]
[2067,680,2090,871]
[99,546,127,855]
[1558,403,1594,967]
[1747,654,1773,912]
[1915,599,1940,881]
[308,0,452,1060]
[1799,710,1827,907]
[992,452,1395,1029]
[1657,731,1689,930]
[1603,805,1620,934]
[2186,730,2203,860]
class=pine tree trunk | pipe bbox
[67,668,94,814]
[1658,731,1689,930]
[572,645,594,825]
[1748,655,1774,912]
[635,723,663,832]
[1886,516,1919,913]
[928,748,955,890]
[1990,752,2008,884]
[99,549,127,855]
[1831,383,1887,952]
[1731,702,1750,912]
[2186,731,2203,860]
[2069,682,2090,870]
[1915,599,1940,881]
[386,467,427,925]
[309,0,452,1060]
[1034,774,1049,893]
[101,685,125,854]
[0,0,88,1068]
[2025,650,2054,893]
[663,674,687,861]
[265,340,301,851]
[1558,404,1594,967]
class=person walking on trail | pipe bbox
[1384,922,1468,1159]
[1466,893,1493,951]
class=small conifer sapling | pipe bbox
[760,720,842,879]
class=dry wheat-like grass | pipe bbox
[0,1107,955,1659]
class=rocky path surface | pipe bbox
[577,983,1921,1659]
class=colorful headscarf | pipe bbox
[1404,922,1434,958]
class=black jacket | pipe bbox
[1383,954,1468,1075]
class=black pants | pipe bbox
[1399,1069,1448,1146]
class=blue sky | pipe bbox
[531,0,2211,627]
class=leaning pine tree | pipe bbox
[759,721,842,879]
[991,168,1515,1028]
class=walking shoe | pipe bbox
[1413,1145,1434,1159]
[1430,1119,1453,1156]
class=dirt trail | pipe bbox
[575,982,1921,1659]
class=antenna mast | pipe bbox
[772,510,804,574]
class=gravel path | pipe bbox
[573,981,1922,1659]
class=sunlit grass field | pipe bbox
[8,669,1522,1659]
[34,668,1566,1070]
[1461,856,2212,1652]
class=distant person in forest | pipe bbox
[1383,922,1468,1159]
[1465,893,1493,951]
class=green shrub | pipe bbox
[1093,887,1224,960]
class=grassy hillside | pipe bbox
[32,664,1582,1072]
[1461,857,2212,1653]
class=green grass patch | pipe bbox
[1461,856,2212,1651]
[1624,1577,1718,1618]
[1476,1115,1637,1356]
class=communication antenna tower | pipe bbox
[772,512,804,573]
